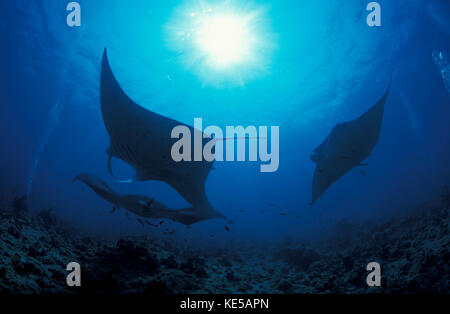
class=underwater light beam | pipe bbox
[26,99,62,197]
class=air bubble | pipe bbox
[433,51,450,94]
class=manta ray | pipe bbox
[73,174,208,225]
[310,76,392,205]
[93,48,224,223]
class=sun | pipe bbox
[196,13,252,68]
[165,1,275,85]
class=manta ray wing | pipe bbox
[73,173,118,204]
[100,48,224,220]
[311,76,392,205]
[73,173,217,225]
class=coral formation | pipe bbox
[0,192,448,294]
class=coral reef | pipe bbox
[0,193,448,294]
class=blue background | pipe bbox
[0,0,449,246]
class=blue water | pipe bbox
[1,0,449,244]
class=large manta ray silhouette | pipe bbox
[89,48,225,224]
[310,76,392,205]
[73,174,209,225]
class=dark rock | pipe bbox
[347,271,363,287]
[15,261,41,275]
[143,254,159,273]
[379,244,390,260]
[226,271,236,282]
[275,247,322,271]
[277,280,292,293]
[180,258,195,274]
[420,253,440,272]
[238,284,251,293]
[11,195,28,218]
[390,247,402,260]
[27,246,39,257]
[319,281,331,291]
[194,267,209,278]
[49,269,63,281]
[28,243,46,257]
[342,255,354,271]
[134,245,150,258]
[219,257,232,267]
[74,244,87,252]
[115,239,151,259]
[7,225,20,238]
[116,238,135,255]
[37,209,57,229]
[161,255,178,269]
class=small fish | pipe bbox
[159,221,164,225]
[295,216,301,219]
[280,212,288,216]
[224,226,230,232]
[359,170,367,176]
[209,234,215,238]
[227,220,234,225]
[239,210,245,213]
